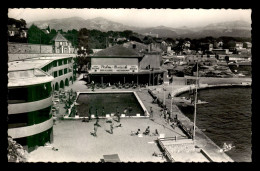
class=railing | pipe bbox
[157,138,175,162]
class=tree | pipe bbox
[165,38,175,45]
[243,42,248,48]
[143,36,155,44]
[222,40,236,49]
[46,25,51,32]
[28,24,51,44]
[78,28,92,54]
[129,35,143,43]
[121,30,133,38]
[20,19,26,27]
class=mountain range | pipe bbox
[28,17,251,38]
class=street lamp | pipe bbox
[163,85,165,105]
[170,76,173,118]
[193,61,199,142]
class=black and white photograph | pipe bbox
[7,8,252,163]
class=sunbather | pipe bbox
[131,129,140,136]
[143,126,150,135]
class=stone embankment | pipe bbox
[147,77,251,162]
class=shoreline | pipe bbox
[148,78,251,162]
[172,83,251,97]
[26,74,250,162]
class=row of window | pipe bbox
[14,127,53,152]
[8,106,52,129]
[41,58,72,72]
[52,68,71,78]
[8,82,52,104]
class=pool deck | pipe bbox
[27,74,251,162]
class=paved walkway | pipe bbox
[27,75,187,162]
[149,84,234,162]
[28,74,246,162]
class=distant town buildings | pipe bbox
[144,32,159,38]
[8,19,28,39]
[235,42,243,49]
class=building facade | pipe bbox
[8,53,76,152]
[51,32,75,54]
[8,68,54,152]
[87,45,165,85]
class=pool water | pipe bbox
[76,93,144,117]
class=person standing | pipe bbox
[102,107,105,117]
[116,106,119,113]
[150,107,153,119]
[92,81,95,91]
[110,123,114,134]
[95,108,100,126]
[89,106,92,120]
[117,112,120,122]
[123,108,127,115]
[160,108,164,117]
[128,105,132,116]
[95,108,99,119]
[93,123,98,137]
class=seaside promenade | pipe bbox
[27,74,251,162]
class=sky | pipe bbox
[8,8,251,28]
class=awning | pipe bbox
[88,70,166,75]
[103,154,121,162]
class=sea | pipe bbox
[177,86,252,162]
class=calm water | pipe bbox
[178,87,252,162]
[76,93,144,116]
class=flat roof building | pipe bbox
[8,52,76,152]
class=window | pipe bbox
[58,60,63,66]
[8,82,52,104]
[8,106,52,128]
[41,66,46,72]
[54,71,58,78]
[59,70,63,76]
[64,59,67,64]
[53,61,57,67]
[64,68,68,74]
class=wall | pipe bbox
[91,57,138,66]
[139,53,161,69]
[8,42,53,54]
[8,53,76,62]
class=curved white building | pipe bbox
[8,68,54,152]
[8,54,76,152]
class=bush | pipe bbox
[8,136,28,162]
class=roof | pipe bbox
[123,41,148,52]
[93,45,143,58]
[103,154,121,162]
[89,69,165,75]
[8,59,53,71]
[51,32,68,42]
[8,26,19,31]
[8,68,54,87]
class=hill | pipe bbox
[28,17,251,38]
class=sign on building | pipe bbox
[90,65,138,73]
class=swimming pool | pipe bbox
[75,92,147,117]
